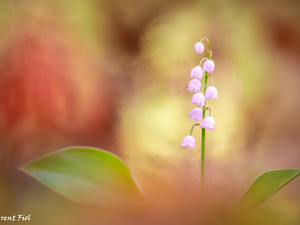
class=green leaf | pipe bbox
[20,146,146,208]
[233,169,300,215]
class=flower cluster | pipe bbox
[181,38,218,150]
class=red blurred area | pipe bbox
[0,28,76,131]
[0,24,119,172]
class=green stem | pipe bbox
[200,37,209,43]
[208,50,212,59]
[201,40,209,196]
[204,107,212,116]
[199,58,208,67]
[201,125,206,195]
[190,123,200,135]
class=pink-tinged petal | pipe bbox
[191,93,206,107]
[200,116,215,131]
[205,86,218,100]
[194,42,204,54]
[190,66,203,79]
[180,135,196,150]
[187,79,201,92]
[203,60,215,73]
[188,108,203,121]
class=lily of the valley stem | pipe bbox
[180,37,218,196]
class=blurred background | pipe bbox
[0,0,300,224]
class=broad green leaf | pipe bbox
[233,169,300,215]
[20,146,146,208]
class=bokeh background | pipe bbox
[0,0,300,224]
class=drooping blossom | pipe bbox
[180,135,196,150]
[191,93,206,107]
[194,42,204,54]
[200,116,215,131]
[187,79,201,92]
[205,86,218,100]
[203,60,215,73]
[188,108,203,121]
[190,66,203,79]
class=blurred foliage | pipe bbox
[0,0,300,224]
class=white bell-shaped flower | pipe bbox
[191,93,206,107]
[205,86,218,100]
[180,135,196,150]
[188,108,203,121]
[200,116,215,131]
[190,66,203,79]
[194,42,204,54]
[187,79,201,92]
[203,60,215,73]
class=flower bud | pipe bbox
[187,79,201,92]
[180,135,196,150]
[188,108,203,121]
[200,116,215,131]
[191,93,206,107]
[190,66,203,79]
[205,86,218,100]
[194,42,204,54]
[203,60,215,73]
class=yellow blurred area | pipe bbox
[0,0,300,224]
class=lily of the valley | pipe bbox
[182,38,218,152]
[190,66,203,79]
[180,135,196,150]
[205,86,218,100]
[200,116,215,131]
[194,42,204,54]
[203,60,215,73]
[189,108,203,121]
[187,79,201,92]
[191,93,206,107]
